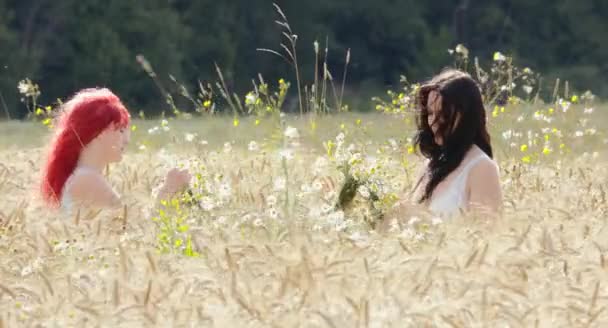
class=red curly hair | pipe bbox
[40,88,130,206]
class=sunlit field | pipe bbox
[0,94,607,327]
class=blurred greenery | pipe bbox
[0,0,606,118]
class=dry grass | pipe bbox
[0,110,607,327]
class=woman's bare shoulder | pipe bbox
[466,156,501,205]
[470,157,499,180]
[68,171,111,200]
[69,170,120,207]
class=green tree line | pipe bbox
[0,0,606,118]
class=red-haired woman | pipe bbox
[40,88,190,213]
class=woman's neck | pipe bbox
[77,147,107,173]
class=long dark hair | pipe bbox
[413,69,493,203]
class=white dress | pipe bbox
[427,152,495,217]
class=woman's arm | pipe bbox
[467,160,502,215]
[377,162,429,233]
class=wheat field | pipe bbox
[0,104,607,327]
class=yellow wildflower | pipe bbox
[310,120,317,131]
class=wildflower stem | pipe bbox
[215,63,240,116]
[136,55,172,111]
[314,41,319,113]
[0,90,10,120]
[338,48,350,112]
[292,43,304,116]
[321,37,329,114]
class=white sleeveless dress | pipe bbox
[427,152,495,217]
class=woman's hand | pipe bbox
[155,168,191,201]
[165,168,191,192]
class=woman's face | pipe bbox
[427,90,444,145]
[426,90,461,146]
[93,123,131,163]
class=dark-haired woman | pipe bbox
[410,69,502,218]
